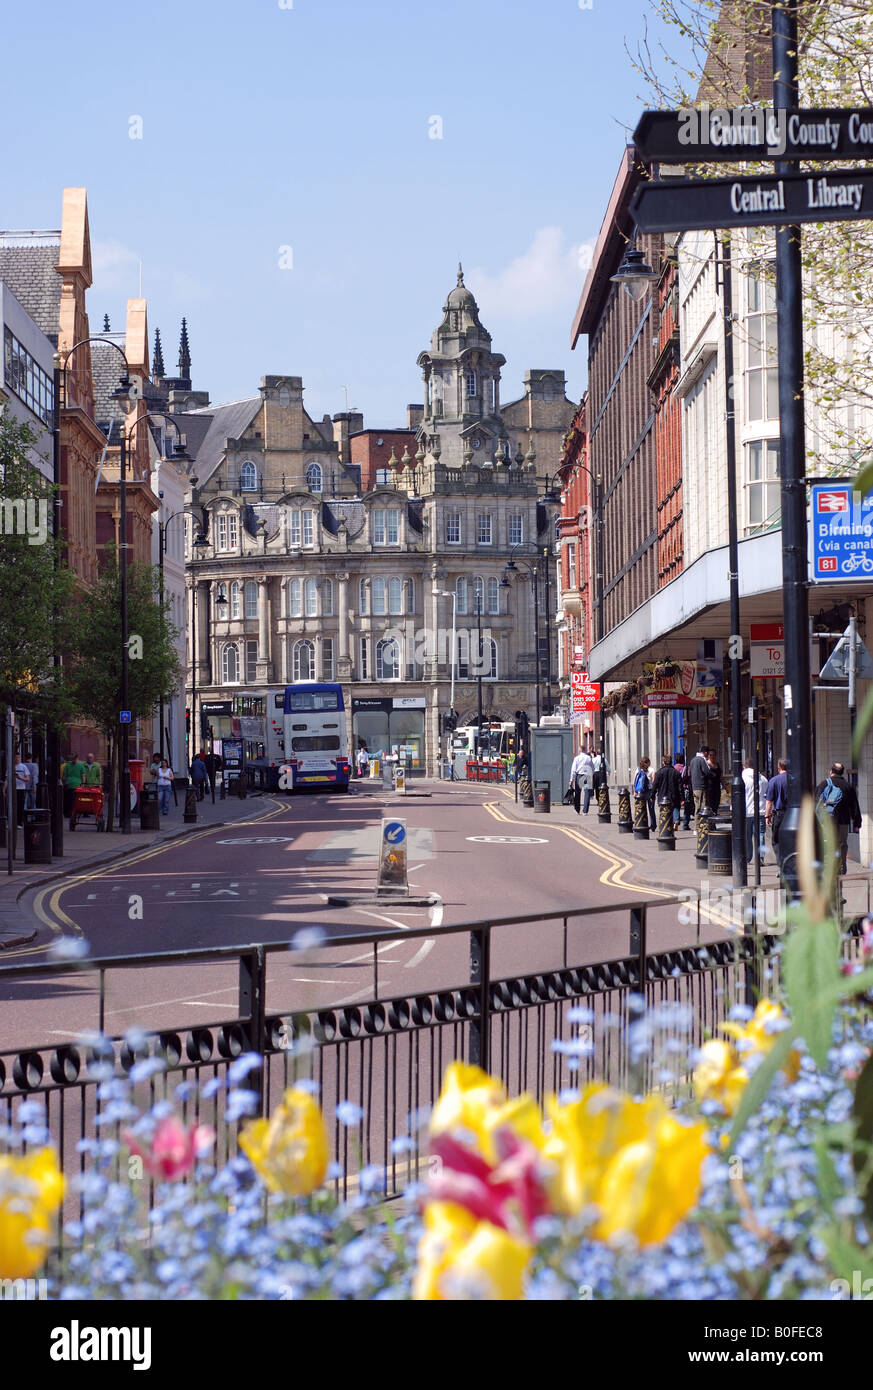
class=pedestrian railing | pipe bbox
[0,903,864,1212]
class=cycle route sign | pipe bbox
[810,481,873,581]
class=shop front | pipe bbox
[351,697,426,777]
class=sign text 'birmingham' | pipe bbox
[631,169,873,234]
[634,107,873,163]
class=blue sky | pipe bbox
[3,0,690,425]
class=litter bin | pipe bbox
[140,782,160,831]
[534,780,551,814]
[23,808,52,865]
[707,818,732,877]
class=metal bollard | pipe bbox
[633,794,650,840]
[519,775,534,808]
[596,783,611,824]
[695,813,711,867]
[617,786,633,834]
[656,800,676,852]
[183,787,198,823]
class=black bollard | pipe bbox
[656,799,676,852]
[183,786,198,823]
[597,783,611,824]
[695,813,711,867]
[617,786,633,834]
[633,794,650,841]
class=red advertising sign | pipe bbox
[571,672,600,712]
[750,622,784,642]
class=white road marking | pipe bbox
[404,940,435,968]
[356,910,415,931]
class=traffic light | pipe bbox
[200,711,210,740]
[185,709,191,736]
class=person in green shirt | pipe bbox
[61,753,86,816]
[83,755,102,787]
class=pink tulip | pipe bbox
[124,1115,216,1181]
[428,1130,552,1238]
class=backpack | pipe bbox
[818,777,844,817]
[633,768,647,795]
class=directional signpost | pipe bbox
[631,168,873,234]
[810,481,873,581]
[634,106,873,165]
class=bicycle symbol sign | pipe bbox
[811,481,873,581]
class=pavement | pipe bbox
[0,789,281,950]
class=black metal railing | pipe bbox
[3,901,863,1212]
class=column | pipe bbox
[337,571,351,680]
[195,580,208,685]
[256,578,271,682]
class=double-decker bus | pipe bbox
[280,682,351,791]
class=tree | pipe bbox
[65,549,181,831]
[629,0,873,472]
[0,407,75,728]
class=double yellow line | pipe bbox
[486,792,745,934]
[18,798,289,952]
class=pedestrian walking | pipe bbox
[688,746,710,818]
[765,759,789,869]
[191,754,208,801]
[704,749,723,815]
[633,756,657,831]
[25,755,39,811]
[741,758,768,866]
[653,754,683,829]
[156,759,175,816]
[83,754,102,787]
[356,743,370,778]
[14,755,30,827]
[61,753,86,819]
[568,747,595,815]
[815,761,862,877]
[675,755,693,829]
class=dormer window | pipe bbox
[239,461,257,492]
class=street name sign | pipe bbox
[631,168,873,234]
[634,107,873,164]
[810,481,873,582]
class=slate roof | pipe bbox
[185,398,261,483]
[91,335,129,434]
[0,238,62,343]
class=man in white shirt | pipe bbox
[741,757,768,865]
[568,747,595,815]
[14,757,30,826]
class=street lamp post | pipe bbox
[475,592,484,755]
[439,590,457,765]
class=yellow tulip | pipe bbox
[429,1062,507,1144]
[721,1001,801,1089]
[0,1147,64,1279]
[239,1087,328,1196]
[413,1200,531,1301]
[544,1087,709,1247]
[693,1040,749,1116]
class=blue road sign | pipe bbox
[383,821,406,844]
[810,481,873,582]
[119,711,132,723]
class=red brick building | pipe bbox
[350,415,421,492]
[648,258,683,588]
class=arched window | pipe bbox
[293,640,314,681]
[457,632,470,679]
[376,638,400,681]
[456,576,468,616]
[322,579,334,616]
[222,643,239,684]
[230,582,241,620]
[305,462,323,494]
[472,575,484,614]
[487,576,500,615]
[388,577,403,615]
[288,578,302,618]
[304,578,318,617]
[239,461,257,492]
[359,578,369,615]
[466,369,477,397]
[244,580,258,620]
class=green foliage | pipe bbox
[851,1050,873,1225]
[783,915,841,1069]
[65,547,181,738]
[0,407,75,711]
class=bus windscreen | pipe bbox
[287,691,340,712]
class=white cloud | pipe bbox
[470,227,595,319]
[91,238,140,292]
